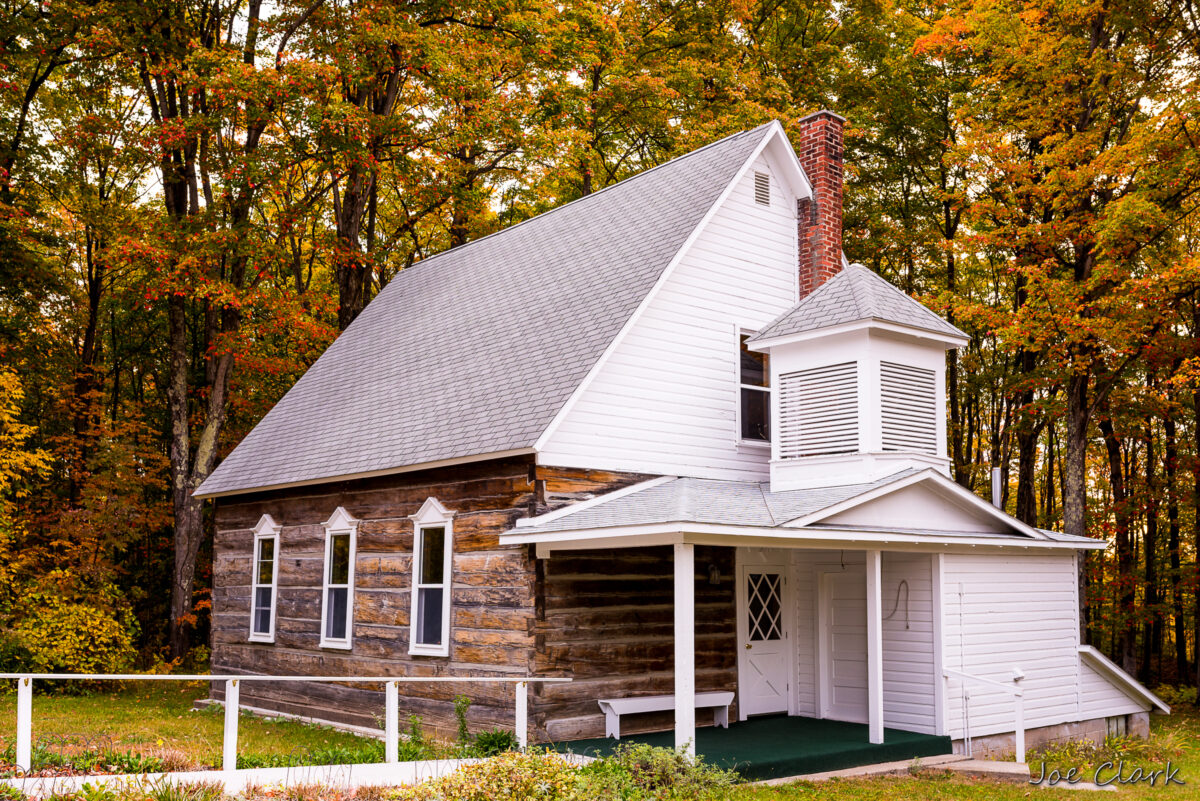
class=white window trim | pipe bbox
[408,497,455,657]
[319,506,358,650]
[248,514,280,644]
[736,325,771,448]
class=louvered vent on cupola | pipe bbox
[881,361,937,454]
[754,171,770,205]
[779,362,858,458]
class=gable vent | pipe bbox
[881,361,937,454]
[754,171,770,205]
[779,362,858,458]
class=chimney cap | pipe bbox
[797,109,847,124]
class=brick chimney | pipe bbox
[796,111,845,299]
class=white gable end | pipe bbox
[537,139,802,481]
[820,483,1005,534]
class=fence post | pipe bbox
[16,676,32,773]
[515,681,528,750]
[385,681,398,763]
[1014,692,1025,764]
[223,679,240,772]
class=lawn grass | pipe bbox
[0,681,393,771]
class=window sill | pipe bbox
[739,439,771,450]
[408,644,450,658]
[319,639,353,650]
[248,634,275,644]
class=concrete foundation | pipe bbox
[953,712,1151,759]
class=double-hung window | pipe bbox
[249,514,280,643]
[320,507,357,649]
[739,332,770,443]
[408,498,454,656]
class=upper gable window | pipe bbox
[740,334,770,442]
[320,507,357,649]
[409,498,455,657]
[249,515,280,643]
[754,171,770,205]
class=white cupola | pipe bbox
[746,263,969,492]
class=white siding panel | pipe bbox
[881,552,937,734]
[539,154,798,480]
[1079,659,1148,719]
[942,553,1081,738]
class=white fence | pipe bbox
[1,673,571,774]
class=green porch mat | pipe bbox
[555,715,953,781]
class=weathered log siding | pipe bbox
[531,545,737,742]
[210,457,654,739]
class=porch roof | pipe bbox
[505,468,1105,552]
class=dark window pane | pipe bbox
[253,587,272,634]
[326,587,348,640]
[420,527,445,584]
[417,587,444,645]
[740,335,768,387]
[329,534,350,584]
[257,539,274,585]
[741,388,769,441]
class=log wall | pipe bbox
[210,457,658,740]
[531,545,738,741]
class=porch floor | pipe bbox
[555,715,953,781]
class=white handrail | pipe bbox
[943,667,1026,764]
[6,673,570,773]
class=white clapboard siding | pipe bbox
[779,362,859,458]
[793,550,865,718]
[880,361,937,454]
[539,153,798,480]
[1079,658,1148,719]
[942,553,1081,738]
[880,552,937,733]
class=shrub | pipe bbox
[575,743,739,800]
[3,575,138,676]
[385,750,578,801]
[453,696,471,745]
[472,729,520,757]
[1153,684,1197,709]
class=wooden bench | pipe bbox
[597,691,735,739]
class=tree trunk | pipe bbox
[1065,371,1091,643]
[1165,414,1185,681]
[1142,418,1160,684]
[1100,416,1136,672]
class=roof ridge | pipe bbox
[391,122,777,281]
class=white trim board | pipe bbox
[512,522,1107,557]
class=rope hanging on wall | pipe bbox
[882,578,910,629]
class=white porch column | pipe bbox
[674,542,696,755]
[866,549,884,744]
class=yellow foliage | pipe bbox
[0,368,50,501]
[8,579,139,674]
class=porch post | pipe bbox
[866,549,884,744]
[674,542,696,755]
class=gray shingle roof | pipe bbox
[747,263,968,344]
[196,124,775,498]
[514,471,920,534]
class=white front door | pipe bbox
[820,569,868,723]
[737,565,790,717]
